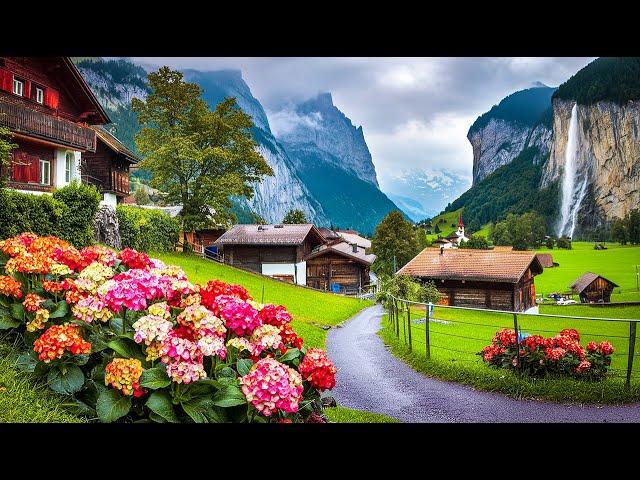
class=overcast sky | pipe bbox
[130,57,594,187]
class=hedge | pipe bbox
[116,205,180,252]
[0,182,100,247]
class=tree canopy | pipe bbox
[282,209,307,224]
[132,67,273,243]
[490,212,546,250]
[0,126,17,188]
[371,210,420,276]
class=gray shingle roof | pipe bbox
[215,224,324,246]
[570,272,619,294]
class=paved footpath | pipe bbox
[326,304,640,423]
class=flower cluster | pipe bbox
[480,328,615,379]
[220,297,261,336]
[240,358,304,416]
[105,358,145,397]
[0,275,23,299]
[42,280,65,294]
[72,295,113,323]
[23,293,45,312]
[33,323,91,362]
[118,248,152,270]
[258,304,293,327]
[0,234,81,276]
[79,245,117,268]
[298,348,337,391]
[133,314,173,345]
[27,308,50,332]
[250,324,284,355]
[199,280,250,314]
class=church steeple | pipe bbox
[457,212,464,229]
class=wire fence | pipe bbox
[386,295,640,388]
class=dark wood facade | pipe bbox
[0,57,109,193]
[223,243,313,274]
[81,137,132,198]
[575,276,616,303]
[423,267,537,312]
[306,252,370,292]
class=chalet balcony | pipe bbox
[0,99,96,152]
[81,168,130,197]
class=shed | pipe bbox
[535,253,555,268]
[397,247,544,312]
[570,272,619,303]
[305,240,376,292]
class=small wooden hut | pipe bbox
[570,272,618,303]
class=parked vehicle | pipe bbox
[556,298,577,305]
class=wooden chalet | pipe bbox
[570,272,618,304]
[81,126,139,203]
[0,57,134,206]
[397,248,544,312]
[305,239,376,293]
[535,253,555,268]
[215,224,326,285]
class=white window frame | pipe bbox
[35,87,44,104]
[65,152,74,183]
[39,159,50,185]
[13,78,24,96]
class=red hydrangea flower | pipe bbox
[33,323,91,362]
[279,324,304,351]
[0,275,23,299]
[298,348,337,391]
[258,304,292,327]
[587,341,598,353]
[118,248,152,270]
[493,328,516,347]
[199,280,250,313]
[576,360,591,373]
[544,347,566,362]
[560,328,580,341]
[598,341,614,356]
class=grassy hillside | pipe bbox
[424,208,463,241]
[152,253,372,348]
[443,147,559,232]
[535,242,640,301]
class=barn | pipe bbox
[397,248,544,312]
[570,272,619,303]
[305,240,376,293]
[214,224,326,285]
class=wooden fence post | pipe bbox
[425,302,431,359]
[407,302,412,352]
[626,321,637,389]
[513,313,520,373]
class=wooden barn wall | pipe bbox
[224,245,297,273]
[306,253,366,290]
[420,278,516,311]
[581,277,615,302]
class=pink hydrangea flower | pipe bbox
[132,314,173,345]
[197,334,227,359]
[240,358,303,416]
[220,297,261,336]
[250,324,284,355]
[72,295,113,323]
[160,329,202,363]
[165,360,206,384]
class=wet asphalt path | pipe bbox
[326,304,640,423]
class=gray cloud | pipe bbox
[128,57,594,180]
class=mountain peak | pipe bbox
[530,81,550,89]
[315,92,334,107]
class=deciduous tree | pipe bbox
[282,209,307,224]
[371,210,419,276]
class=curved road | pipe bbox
[326,305,640,422]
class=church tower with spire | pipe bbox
[457,212,465,238]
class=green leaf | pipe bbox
[0,314,20,330]
[211,384,247,408]
[47,365,85,395]
[236,358,253,376]
[48,300,69,319]
[106,338,145,361]
[15,351,37,373]
[181,397,214,423]
[10,303,24,320]
[279,348,301,363]
[139,366,171,390]
[219,366,236,378]
[146,391,179,423]
[148,411,167,423]
[96,389,132,423]
[109,317,124,333]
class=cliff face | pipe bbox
[542,98,640,229]
[277,93,379,186]
[469,119,552,184]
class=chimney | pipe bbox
[440,246,444,255]
[352,243,358,253]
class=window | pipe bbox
[65,152,74,182]
[39,159,50,185]
[13,78,23,96]
[35,87,44,104]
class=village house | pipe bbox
[0,57,133,206]
[397,247,544,312]
[570,272,618,304]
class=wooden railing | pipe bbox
[111,169,129,195]
[0,99,96,151]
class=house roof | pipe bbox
[397,247,543,283]
[570,272,619,294]
[63,58,111,124]
[433,238,452,245]
[318,227,341,240]
[215,224,325,247]
[92,126,140,163]
[535,253,554,268]
[336,231,371,249]
[305,239,376,265]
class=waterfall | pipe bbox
[557,104,586,238]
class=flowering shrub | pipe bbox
[0,233,336,423]
[479,328,614,380]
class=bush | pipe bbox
[459,236,489,249]
[545,237,555,249]
[557,236,572,249]
[52,181,101,247]
[0,233,335,423]
[116,205,180,252]
[479,328,613,380]
[376,274,440,309]
[0,183,99,247]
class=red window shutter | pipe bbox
[23,80,31,99]
[0,68,13,92]
[29,155,40,183]
[11,152,26,182]
[44,88,59,110]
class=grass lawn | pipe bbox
[535,242,640,302]
[425,208,462,242]
[324,406,400,423]
[382,300,640,403]
[0,335,85,423]
[152,252,372,348]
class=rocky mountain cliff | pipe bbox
[277,93,379,186]
[468,85,555,184]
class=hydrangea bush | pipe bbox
[0,233,336,423]
[479,327,614,380]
